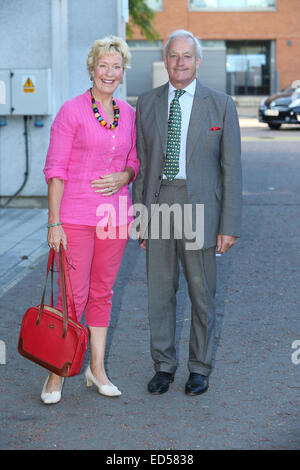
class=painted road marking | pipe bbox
[242,136,300,142]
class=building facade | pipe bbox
[127,0,300,97]
[0,0,128,202]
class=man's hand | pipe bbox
[48,225,67,253]
[217,234,238,254]
[91,170,131,196]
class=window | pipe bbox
[145,0,163,11]
[189,0,276,10]
[202,40,226,48]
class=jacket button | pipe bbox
[155,192,159,197]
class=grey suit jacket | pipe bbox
[132,79,243,249]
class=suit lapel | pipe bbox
[155,83,169,157]
[186,80,209,165]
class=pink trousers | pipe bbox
[55,223,129,327]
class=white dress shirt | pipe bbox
[163,79,196,180]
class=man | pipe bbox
[132,30,242,396]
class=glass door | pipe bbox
[226,41,271,95]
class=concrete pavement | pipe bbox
[0,115,299,450]
[0,208,48,298]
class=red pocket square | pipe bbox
[209,126,221,131]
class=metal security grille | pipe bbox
[189,0,276,10]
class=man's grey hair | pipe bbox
[164,30,203,60]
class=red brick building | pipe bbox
[127,0,300,97]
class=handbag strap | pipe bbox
[37,244,77,338]
[59,245,77,323]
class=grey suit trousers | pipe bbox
[146,179,217,377]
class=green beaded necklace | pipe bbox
[89,88,119,130]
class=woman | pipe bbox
[42,36,139,404]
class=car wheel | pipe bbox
[268,123,281,130]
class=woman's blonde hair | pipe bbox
[87,36,131,77]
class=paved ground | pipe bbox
[0,113,300,450]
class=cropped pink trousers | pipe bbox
[54,223,129,327]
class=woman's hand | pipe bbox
[136,227,146,250]
[216,234,238,254]
[47,225,67,253]
[91,168,134,196]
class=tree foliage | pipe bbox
[127,0,161,41]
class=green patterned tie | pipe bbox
[164,89,186,181]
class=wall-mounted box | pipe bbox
[0,70,11,116]
[11,69,52,115]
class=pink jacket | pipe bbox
[43,90,139,226]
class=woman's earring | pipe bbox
[90,73,94,82]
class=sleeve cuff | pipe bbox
[127,162,139,184]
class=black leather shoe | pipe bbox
[185,373,209,396]
[148,371,174,395]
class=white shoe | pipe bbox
[41,375,64,405]
[85,365,121,397]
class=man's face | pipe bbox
[164,36,201,89]
[92,52,123,97]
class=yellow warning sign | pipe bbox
[23,77,35,93]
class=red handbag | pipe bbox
[18,245,89,377]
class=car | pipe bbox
[258,80,300,129]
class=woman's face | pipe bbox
[92,52,123,97]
